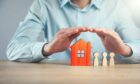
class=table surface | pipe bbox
[0,61,140,84]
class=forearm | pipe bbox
[7,40,46,63]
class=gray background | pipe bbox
[0,0,140,60]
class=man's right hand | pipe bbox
[43,27,89,56]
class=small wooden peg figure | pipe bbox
[94,52,99,66]
[102,52,108,66]
[109,52,115,66]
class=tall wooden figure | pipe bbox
[94,52,99,66]
[70,39,91,66]
[109,52,115,66]
[102,52,108,66]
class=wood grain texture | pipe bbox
[0,61,140,84]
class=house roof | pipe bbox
[70,39,90,48]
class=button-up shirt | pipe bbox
[7,0,140,63]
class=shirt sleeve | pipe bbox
[115,0,140,62]
[7,0,47,62]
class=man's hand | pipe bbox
[90,28,132,57]
[43,27,89,56]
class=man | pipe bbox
[7,0,140,63]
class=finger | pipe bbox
[69,32,81,41]
[93,28,106,35]
[66,28,79,36]
[88,28,94,32]
[92,28,112,36]
[71,32,81,39]
[76,27,89,32]
[93,28,116,36]
[66,27,89,36]
[97,33,106,39]
[89,28,110,39]
[91,28,120,40]
[56,28,79,39]
[92,28,105,33]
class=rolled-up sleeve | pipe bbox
[7,0,47,62]
[115,0,140,62]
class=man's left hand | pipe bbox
[89,28,132,57]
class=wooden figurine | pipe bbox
[109,52,115,66]
[94,52,99,66]
[102,52,108,66]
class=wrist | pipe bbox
[121,45,132,57]
[42,43,54,57]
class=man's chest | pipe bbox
[45,7,117,31]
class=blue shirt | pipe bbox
[7,0,140,63]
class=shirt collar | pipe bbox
[59,0,69,7]
[91,0,103,9]
[59,0,103,9]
